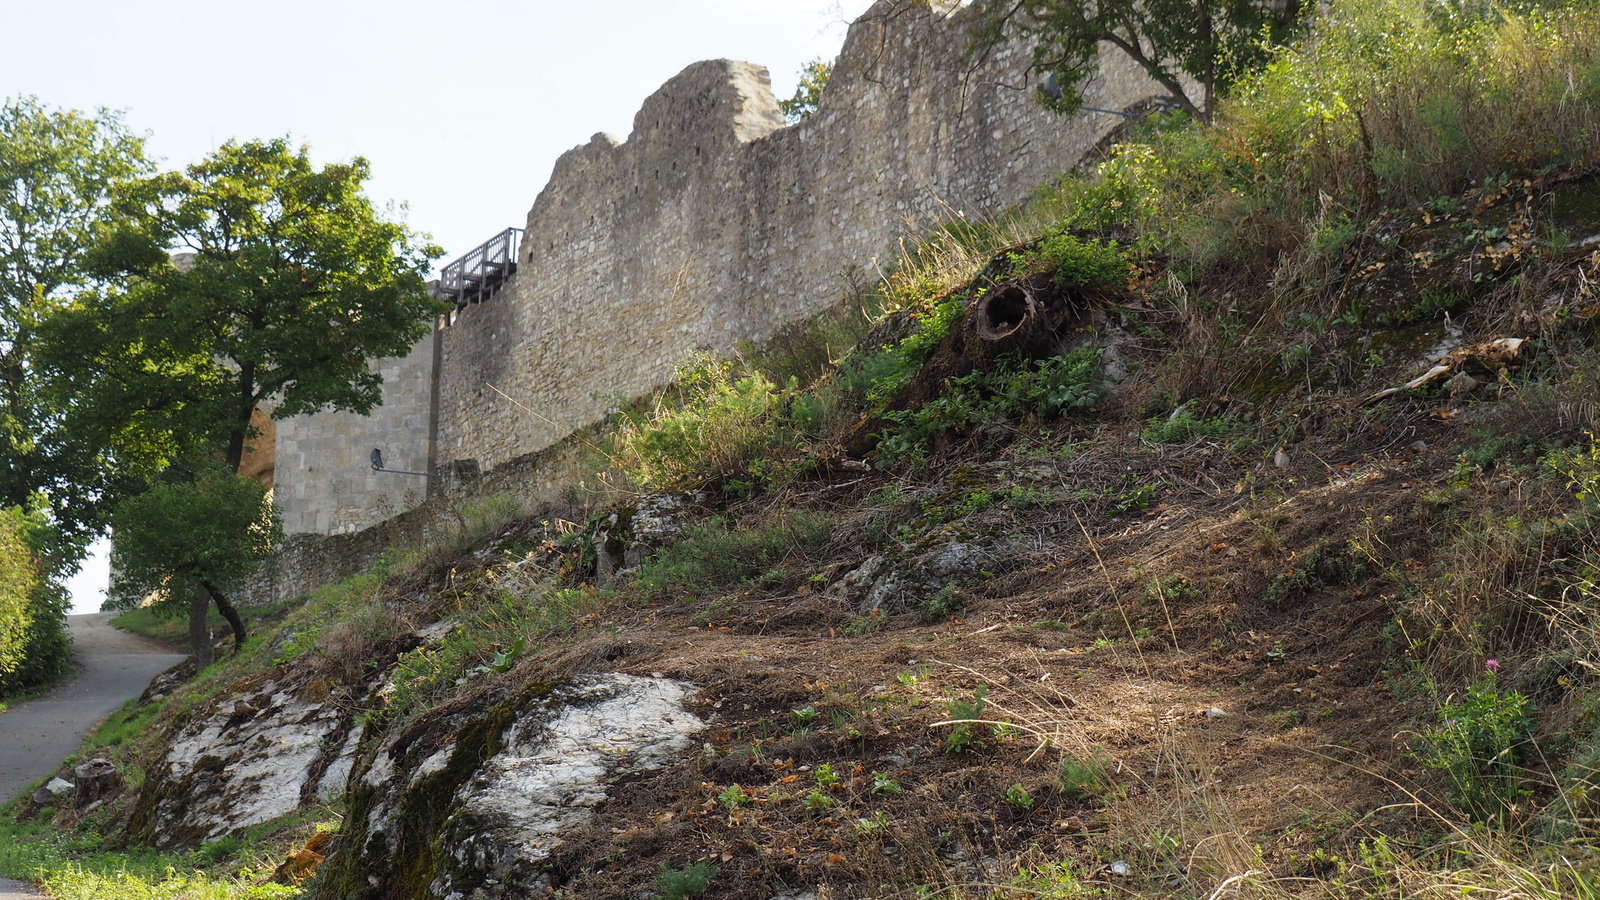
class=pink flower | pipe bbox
[1486,658,1501,673]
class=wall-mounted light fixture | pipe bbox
[370,448,443,478]
[1039,72,1136,118]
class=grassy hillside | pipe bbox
[7,1,1600,897]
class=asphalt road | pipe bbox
[0,613,186,898]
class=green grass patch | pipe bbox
[632,512,834,596]
[109,598,300,647]
[0,820,301,900]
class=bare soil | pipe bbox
[477,402,1507,898]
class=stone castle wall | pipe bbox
[274,334,437,535]
[428,2,1156,476]
[259,0,1161,600]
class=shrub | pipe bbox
[0,507,73,697]
[1416,667,1534,823]
[876,349,1102,466]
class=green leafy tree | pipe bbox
[56,137,444,472]
[108,463,280,668]
[779,59,833,124]
[0,507,40,679]
[0,506,73,697]
[0,96,150,537]
[49,137,442,661]
[965,0,1304,124]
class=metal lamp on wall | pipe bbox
[369,448,443,478]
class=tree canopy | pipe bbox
[50,137,443,474]
[0,96,150,537]
[966,0,1305,124]
[45,137,442,662]
[108,462,280,667]
[779,59,833,124]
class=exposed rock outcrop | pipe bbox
[127,675,360,849]
[319,674,704,900]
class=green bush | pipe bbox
[840,296,967,405]
[1028,230,1128,287]
[1417,667,1534,822]
[1040,0,1600,270]
[0,507,73,698]
[613,355,787,490]
[876,349,1102,466]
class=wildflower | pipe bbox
[1486,658,1501,673]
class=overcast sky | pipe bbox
[2,0,875,612]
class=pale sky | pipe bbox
[4,0,876,612]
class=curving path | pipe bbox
[0,613,186,898]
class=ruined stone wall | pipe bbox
[271,0,1162,545]
[430,1,1156,473]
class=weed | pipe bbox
[1020,228,1129,286]
[1145,575,1196,604]
[632,512,833,595]
[1142,406,1234,444]
[854,810,892,838]
[920,583,964,623]
[1263,539,1350,606]
[814,762,841,790]
[655,861,719,899]
[466,636,525,677]
[1004,783,1035,810]
[841,608,885,638]
[1006,859,1092,898]
[897,665,930,689]
[945,685,990,754]
[1109,475,1159,515]
[1416,666,1534,823]
[1000,484,1055,509]
[718,784,751,810]
[194,834,242,865]
[803,789,835,815]
[875,349,1102,466]
[840,297,966,405]
[1266,709,1303,732]
[1058,746,1113,800]
[871,772,904,795]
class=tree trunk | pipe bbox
[188,586,214,668]
[225,364,257,474]
[201,580,248,654]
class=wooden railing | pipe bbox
[432,227,523,313]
